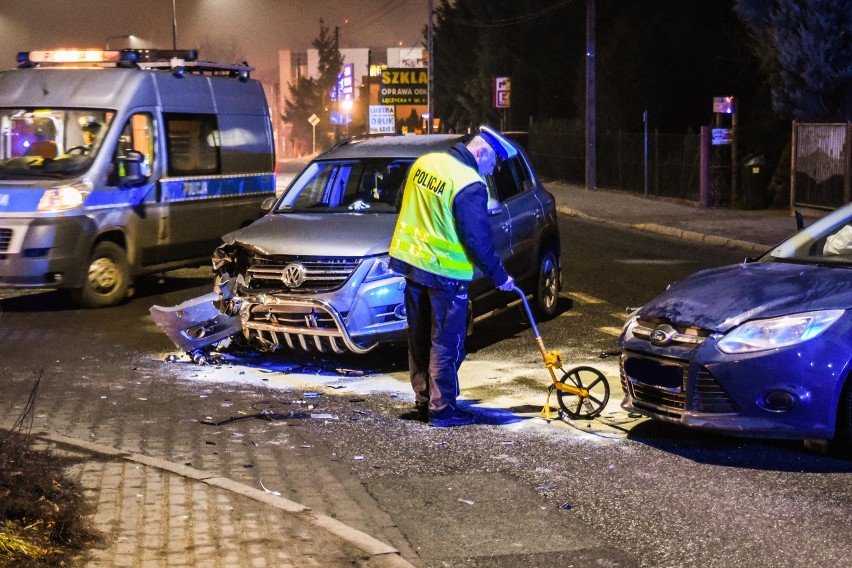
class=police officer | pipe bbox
[389,134,514,427]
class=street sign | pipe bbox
[711,128,732,145]
[308,114,320,126]
[713,96,734,114]
[494,77,511,109]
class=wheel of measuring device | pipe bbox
[556,366,610,419]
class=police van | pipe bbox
[0,48,276,307]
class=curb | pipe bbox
[37,431,416,568]
[556,205,767,256]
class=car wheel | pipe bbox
[534,248,560,319]
[831,379,852,456]
[69,242,130,308]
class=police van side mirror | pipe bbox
[487,195,502,216]
[113,150,148,187]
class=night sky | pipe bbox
[0,0,427,82]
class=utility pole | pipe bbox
[427,0,434,134]
[171,0,177,50]
[585,0,596,190]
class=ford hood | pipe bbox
[637,262,852,332]
[220,212,397,257]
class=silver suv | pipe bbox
[153,127,561,355]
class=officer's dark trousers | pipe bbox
[404,279,468,412]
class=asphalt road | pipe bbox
[2,216,852,568]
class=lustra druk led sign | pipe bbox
[379,68,428,105]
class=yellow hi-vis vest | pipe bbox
[389,152,483,280]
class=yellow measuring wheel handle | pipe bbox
[544,350,563,369]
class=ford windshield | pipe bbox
[763,203,852,267]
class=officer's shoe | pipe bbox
[429,405,475,427]
[400,404,429,423]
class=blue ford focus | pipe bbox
[620,202,852,449]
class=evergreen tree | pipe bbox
[282,19,344,153]
[735,0,852,121]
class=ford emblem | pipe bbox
[281,263,306,288]
[649,324,676,346]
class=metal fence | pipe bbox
[792,122,851,210]
[528,119,702,201]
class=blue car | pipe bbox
[620,202,852,449]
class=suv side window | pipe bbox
[491,156,528,202]
[164,113,220,176]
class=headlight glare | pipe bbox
[717,309,844,354]
[37,180,92,212]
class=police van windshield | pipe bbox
[0,108,113,179]
[276,158,413,213]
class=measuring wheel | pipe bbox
[556,366,610,419]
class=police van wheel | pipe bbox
[70,242,130,308]
[534,248,560,319]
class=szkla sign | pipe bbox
[379,68,428,105]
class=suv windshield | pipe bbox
[275,158,413,213]
[0,108,113,180]
[764,206,852,267]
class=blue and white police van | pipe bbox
[0,48,276,307]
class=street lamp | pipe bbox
[105,34,135,49]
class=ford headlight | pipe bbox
[717,309,844,354]
[37,180,92,212]
[364,255,398,283]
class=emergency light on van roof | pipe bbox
[16,49,250,79]
[17,49,200,68]
[24,50,121,64]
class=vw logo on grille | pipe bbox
[281,263,306,288]
[649,324,677,346]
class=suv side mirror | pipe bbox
[261,195,277,213]
[114,150,148,187]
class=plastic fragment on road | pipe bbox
[335,368,364,376]
[458,498,475,505]
[560,502,572,510]
[354,455,364,461]
[310,413,337,420]
[259,478,282,496]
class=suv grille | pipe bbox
[0,228,11,252]
[246,256,362,292]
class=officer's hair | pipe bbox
[466,135,495,162]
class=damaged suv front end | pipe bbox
[212,230,406,355]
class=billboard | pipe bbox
[379,68,428,105]
[369,105,395,134]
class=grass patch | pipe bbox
[0,372,100,567]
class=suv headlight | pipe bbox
[364,255,398,283]
[717,309,844,354]
[37,180,92,212]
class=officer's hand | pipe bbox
[497,276,514,292]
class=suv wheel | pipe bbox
[535,248,560,319]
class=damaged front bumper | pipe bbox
[151,254,409,355]
[149,291,242,353]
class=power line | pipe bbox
[442,0,576,28]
